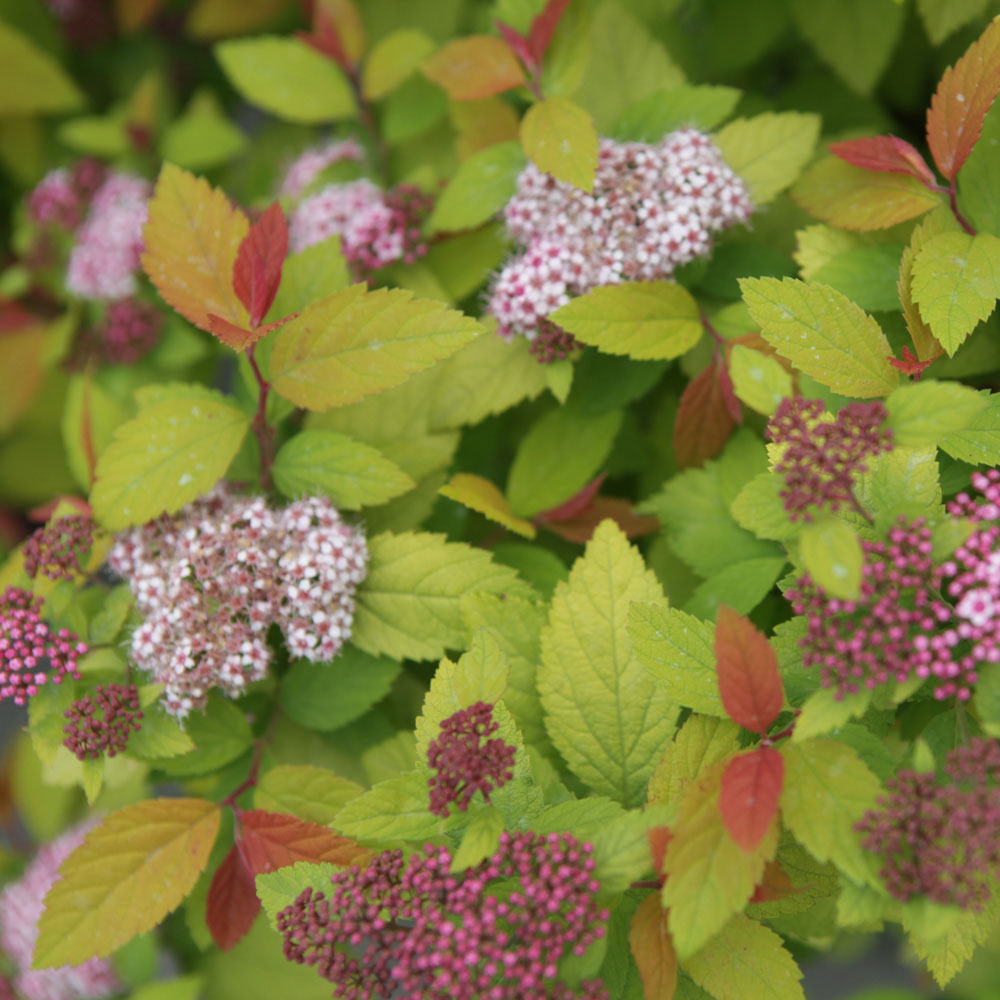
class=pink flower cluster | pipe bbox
[23,515,93,582]
[279,139,365,199]
[62,682,143,761]
[427,701,516,816]
[108,486,368,718]
[488,128,752,357]
[97,297,163,364]
[28,160,106,230]
[856,738,1000,910]
[0,587,86,706]
[0,822,120,1000]
[277,832,609,1000]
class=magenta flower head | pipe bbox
[63,682,143,760]
[98,298,164,364]
[23,515,94,582]
[427,701,516,816]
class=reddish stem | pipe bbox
[928,180,976,235]
[246,345,275,493]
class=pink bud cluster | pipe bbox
[277,832,609,1000]
[62,682,143,760]
[427,702,516,816]
[488,128,752,357]
[23,515,93,582]
[279,139,365,199]
[97,297,163,364]
[0,587,86,706]
[767,397,893,520]
[0,821,120,1000]
[856,738,1000,910]
[108,485,368,717]
[27,160,106,230]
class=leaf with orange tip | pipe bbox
[714,605,783,735]
[720,747,785,852]
[206,314,285,353]
[629,894,678,1000]
[927,18,1000,181]
[749,859,802,904]
[238,810,369,877]
[234,202,288,328]
[438,473,536,539]
[829,135,936,185]
[673,361,739,469]
[495,21,534,73]
[541,496,659,544]
[315,0,365,66]
[206,844,260,951]
[646,825,673,881]
[422,36,526,101]
[141,162,249,334]
[537,474,605,523]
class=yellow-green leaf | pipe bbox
[254,765,364,826]
[439,472,536,538]
[428,141,526,234]
[792,687,873,743]
[0,21,83,114]
[885,380,989,447]
[799,517,863,601]
[647,714,741,808]
[362,28,435,100]
[728,345,792,416]
[520,96,598,192]
[451,805,505,872]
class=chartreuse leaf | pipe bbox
[538,521,680,807]
[154,695,252,777]
[780,737,882,886]
[975,662,1000,737]
[215,36,355,123]
[683,557,786,621]
[506,406,622,517]
[272,430,414,509]
[799,517,863,601]
[0,20,83,113]
[33,799,221,967]
[160,91,247,171]
[647,715,741,809]
[550,282,701,361]
[520,97,598,192]
[351,531,532,661]
[916,0,991,44]
[613,85,741,141]
[428,141,525,233]
[451,806,505,872]
[333,772,440,842]
[908,898,998,987]
[90,386,250,531]
[886,380,988,448]
[126,703,196,761]
[811,244,906,314]
[439,473,536,538]
[730,473,796,542]
[254,765,363,826]
[910,232,1000,355]
[255,862,339,930]
[958,99,1000,236]
[682,913,805,1000]
[740,277,899,398]
[268,237,350,321]
[268,285,482,411]
[362,28,435,100]
[728,346,792,417]
[793,687,873,744]
[941,390,1000,465]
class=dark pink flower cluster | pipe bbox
[277,833,609,1000]
[23,515,93,582]
[108,485,367,718]
[767,397,893,521]
[62,682,143,760]
[427,701,516,816]
[0,586,86,706]
[27,159,106,230]
[856,738,1000,910]
[98,298,163,364]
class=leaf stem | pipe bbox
[246,345,275,493]
[929,180,976,235]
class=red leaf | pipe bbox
[237,810,370,877]
[646,825,672,882]
[927,18,1000,181]
[537,474,606,522]
[296,1,351,69]
[495,20,535,73]
[749,859,801,904]
[528,0,572,64]
[206,314,285,353]
[720,748,784,852]
[0,299,36,333]
[888,345,935,381]
[829,136,936,186]
[673,361,739,468]
[206,844,260,951]
[628,894,678,1000]
[714,604,783,735]
[233,202,288,329]
[542,496,659,544]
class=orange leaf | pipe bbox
[719,748,784,852]
[141,163,249,335]
[206,844,260,951]
[542,496,659,544]
[422,36,526,100]
[233,202,288,329]
[673,361,739,468]
[749,858,802,904]
[646,825,673,882]
[206,314,285,353]
[237,810,370,876]
[927,19,1000,181]
[714,605,783,735]
[629,894,678,1000]
[829,135,936,186]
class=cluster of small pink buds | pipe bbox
[97,297,163,363]
[427,701,516,816]
[0,587,86,706]
[108,485,367,718]
[488,128,752,356]
[23,515,93,581]
[27,159,107,230]
[767,397,893,520]
[277,832,609,1000]
[0,821,120,1000]
[62,682,143,760]
[856,738,1000,909]
[279,139,365,199]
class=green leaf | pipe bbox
[428,141,526,234]
[837,878,891,928]
[160,93,247,171]
[683,556,786,621]
[272,430,414,509]
[940,390,1000,465]
[256,862,340,930]
[792,687,873,744]
[0,20,82,114]
[780,737,882,886]
[254,765,364,826]
[799,517,863,601]
[126,703,196,761]
[279,648,402,733]
[520,96,598,192]
[506,405,622,517]
[268,237,350,321]
[728,346,793,417]
[885,381,989,447]
[730,472,797,542]
[451,805,505,872]
[958,100,1000,235]
[58,116,129,157]
[154,695,252,777]
[910,232,1000,356]
[647,715,742,809]
[811,245,906,314]
[333,772,440,842]
[714,113,820,206]
[682,913,805,1000]
[88,585,134,646]
[362,28,436,100]
[62,374,128,493]
[916,0,991,44]
[550,281,702,361]
[613,85,741,141]
[351,531,532,661]
[215,36,355,123]
[90,387,250,531]
[854,445,943,522]
[538,521,680,807]
[975,663,1000,737]
[907,898,998,987]
[268,285,482,411]
[740,277,899,398]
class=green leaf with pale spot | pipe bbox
[428,141,526,234]
[741,277,899,398]
[910,232,1000,356]
[886,381,989,447]
[550,282,702,361]
[799,517,863,601]
[451,806,505,872]
[647,715,741,809]
[792,687,873,743]
[940,390,1000,465]
[362,28,435,100]
[254,765,363,826]
[729,345,793,416]
[613,85,741,141]
[90,387,250,530]
[267,237,350,322]
[520,96,598,192]
[538,521,680,807]
[0,20,83,114]
[333,772,440,842]
[256,862,340,930]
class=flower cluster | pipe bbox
[279,139,365,199]
[0,822,120,1000]
[277,832,609,1000]
[108,486,368,717]
[0,586,86,706]
[488,128,752,358]
[23,515,93,582]
[856,737,1000,910]
[766,397,893,520]
[28,159,106,230]
[62,683,143,760]
[427,701,516,816]
[97,298,164,364]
